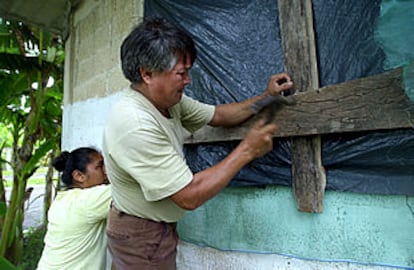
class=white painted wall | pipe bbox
[177,241,398,270]
[61,92,121,151]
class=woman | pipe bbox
[37,147,111,270]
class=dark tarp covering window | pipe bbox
[144,0,414,196]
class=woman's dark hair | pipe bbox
[52,147,100,186]
[121,17,197,84]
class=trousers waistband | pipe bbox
[110,201,177,228]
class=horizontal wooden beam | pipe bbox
[185,68,414,144]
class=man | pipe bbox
[102,17,293,269]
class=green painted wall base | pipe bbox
[178,186,414,268]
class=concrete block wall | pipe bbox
[62,0,144,150]
[65,0,143,104]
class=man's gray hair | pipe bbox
[120,17,197,84]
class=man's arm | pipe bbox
[171,119,277,210]
[209,73,293,127]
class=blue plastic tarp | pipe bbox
[144,0,414,195]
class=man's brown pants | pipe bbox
[107,204,178,270]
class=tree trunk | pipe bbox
[0,132,35,264]
[0,174,26,265]
[43,150,56,226]
[0,144,6,230]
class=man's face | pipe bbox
[149,54,192,111]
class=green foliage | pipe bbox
[22,141,55,177]
[0,123,12,147]
[0,19,19,56]
[0,256,19,270]
[0,203,18,270]
[0,17,64,266]
[21,227,46,270]
[0,202,6,215]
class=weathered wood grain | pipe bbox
[185,69,413,142]
[278,0,319,92]
[291,136,326,212]
[278,0,325,213]
[274,68,414,137]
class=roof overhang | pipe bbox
[0,0,82,38]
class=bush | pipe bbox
[21,226,46,270]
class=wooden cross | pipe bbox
[185,0,414,213]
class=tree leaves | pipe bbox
[0,17,64,265]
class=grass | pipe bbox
[3,167,51,187]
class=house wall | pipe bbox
[62,0,414,269]
[62,0,141,150]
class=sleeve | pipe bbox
[112,117,194,202]
[176,95,215,133]
[85,184,112,222]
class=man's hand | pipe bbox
[263,73,293,96]
[239,119,278,159]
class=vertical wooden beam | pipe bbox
[278,0,326,212]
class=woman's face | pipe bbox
[82,152,108,188]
